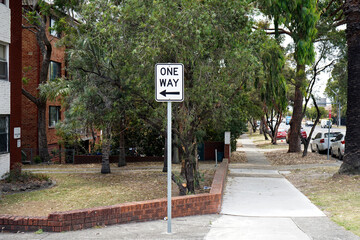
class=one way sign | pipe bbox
[155,63,184,102]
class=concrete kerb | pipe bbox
[0,159,228,233]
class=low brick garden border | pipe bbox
[0,159,228,232]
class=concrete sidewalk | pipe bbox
[205,134,359,240]
[1,134,359,240]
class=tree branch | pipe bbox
[22,88,39,105]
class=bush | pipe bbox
[33,155,42,164]
[1,166,50,183]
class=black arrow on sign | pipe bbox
[160,90,180,97]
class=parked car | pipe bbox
[311,132,341,153]
[305,120,314,127]
[276,129,287,139]
[330,133,345,160]
[286,128,307,143]
[321,119,332,128]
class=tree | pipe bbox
[257,0,320,152]
[339,0,360,175]
[22,1,56,162]
[125,0,258,193]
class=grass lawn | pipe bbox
[286,167,360,236]
[0,162,215,216]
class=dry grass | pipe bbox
[231,151,247,163]
[285,167,360,236]
[265,150,336,165]
[0,162,215,216]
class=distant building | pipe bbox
[0,0,22,177]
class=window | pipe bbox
[0,45,7,80]
[0,116,9,153]
[0,0,5,5]
[49,17,61,38]
[49,106,61,127]
[49,61,61,81]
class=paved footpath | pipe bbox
[205,134,359,240]
[1,134,359,240]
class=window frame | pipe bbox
[0,44,8,80]
[0,115,9,154]
[49,106,61,128]
[49,61,61,81]
[49,17,61,38]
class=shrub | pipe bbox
[1,166,50,183]
[33,155,42,164]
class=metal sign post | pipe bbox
[167,101,172,233]
[155,63,184,234]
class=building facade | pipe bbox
[21,11,66,159]
[0,0,22,177]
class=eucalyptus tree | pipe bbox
[257,0,320,152]
[340,0,360,174]
[22,0,59,162]
[257,39,287,144]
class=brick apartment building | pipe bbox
[21,7,66,159]
[0,0,22,177]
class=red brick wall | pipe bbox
[0,159,228,232]
[22,15,66,150]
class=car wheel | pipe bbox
[311,144,315,152]
[339,150,343,160]
[317,145,323,154]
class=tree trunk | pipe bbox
[118,118,126,167]
[118,129,126,167]
[184,154,195,194]
[101,127,111,174]
[303,95,320,157]
[38,100,50,162]
[288,64,305,152]
[172,130,180,164]
[339,0,360,175]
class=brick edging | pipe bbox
[0,159,228,232]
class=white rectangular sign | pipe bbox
[14,127,21,139]
[155,63,184,102]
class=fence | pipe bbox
[21,148,75,164]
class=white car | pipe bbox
[320,119,332,128]
[330,133,345,160]
[311,132,341,153]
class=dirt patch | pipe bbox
[231,151,247,163]
[265,150,336,165]
[1,179,54,194]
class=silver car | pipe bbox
[311,132,341,153]
[330,133,345,160]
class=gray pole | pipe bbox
[215,149,218,167]
[338,100,341,127]
[167,101,172,233]
[327,121,330,160]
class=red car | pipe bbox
[286,128,307,143]
[276,129,287,139]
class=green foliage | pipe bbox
[33,156,42,164]
[305,106,327,121]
